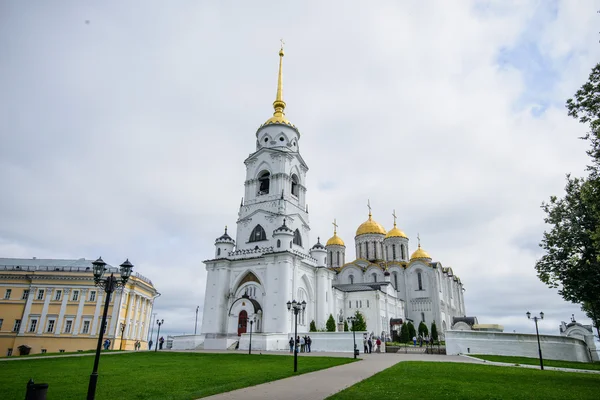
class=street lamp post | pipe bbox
[347,316,358,359]
[155,319,164,351]
[195,306,199,335]
[286,300,306,372]
[248,316,256,355]
[87,257,133,400]
[527,311,545,370]
[119,323,126,351]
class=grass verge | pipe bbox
[469,354,600,371]
[0,351,355,399]
[327,361,600,399]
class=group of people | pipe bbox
[413,336,432,347]
[134,340,142,350]
[289,335,312,353]
[362,335,382,353]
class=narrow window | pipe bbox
[367,300,369,308]
[22,289,29,300]
[349,274,354,284]
[290,241,292,249]
[258,171,270,195]
[277,239,281,248]
[13,319,21,332]
[421,312,425,323]
[89,291,96,302]
[293,229,302,246]
[356,300,359,308]
[37,289,44,300]
[392,244,396,260]
[82,321,90,334]
[365,243,369,259]
[72,290,79,301]
[0,319,3,330]
[249,225,267,242]
[393,272,398,290]
[4,289,11,299]
[217,248,221,256]
[54,290,62,301]
[65,320,73,333]
[349,301,351,309]
[291,174,299,197]
[360,300,362,308]
[29,319,37,332]
[372,273,377,282]
[337,252,340,265]
[47,320,55,333]
[402,245,406,260]
[417,272,423,290]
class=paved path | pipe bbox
[199,352,485,400]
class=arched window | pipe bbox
[291,174,299,197]
[421,312,425,323]
[401,245,406,260]
[365,243,369,259]
[277,239,281,248]
[417,271,423,290]
[293,229,302,246]
[392,244,396,260]
[329,251,333,267]
[372,273,377,282]
[258,171,270,195]
[249,225,267,242]
[290,241,292,249]
[349,274,354,284]
[217,248,221,256]
[336,252,340,266]
[393,272,398,289]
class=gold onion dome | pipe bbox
[386,223,408,239]
[410,244,432,261]
[261,45,296,129]
[326,219,345,246]
[356,212,386,236]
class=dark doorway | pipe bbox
[237,310,248,336]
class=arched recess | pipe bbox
[233,270,263,294]
[249,225,267,242]
[293,229,302,246]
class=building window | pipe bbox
[13,319,21,332]
[29,319,38,332]
[55,290,62,301]
[349,274,354,284]
[401,245,405,260]
[65,320,73,333]
[0,319,3,330]
[37,289,45,300]
[393,272,398,289]
[82,321,90,334]
[89,291,96,302]
[7,348,13,356]
[258,171,270,195]
[22,289,29,300]
[421,312,425,323]
[337,252,340,265]
[392,244,396,260]
[291,174,299,197]
[72,291,79,301]
[372,273,377,283]
[359,300,362,308]
[277,239,281,248]
[356,300,359,308]
[349,301,351,309]
[367,300,369,308]
[417,272,423,291]
[365,243,369,259]
[4,289,11,299]
[293,229,302,247]
[249,225,267,242]
[41,349,47,354]
[217,248,221,256]
[290,241,292,249]
[47,320,55,333]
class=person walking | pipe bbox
[159,336,165,350]
[296,336,300,353]
[413,336,417,346]
[376,338,381,353]
[367,337,373,354]
[306,336,312,352]
[363,336,368,353]
[149,339,153,350]
[289,337,294,353]
[300,336,305,352]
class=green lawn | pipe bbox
[327,362,600,400]
[469,354,600,371]
[0,349,120,359]
[0,351,355,399]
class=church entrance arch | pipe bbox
[238,310,248,336]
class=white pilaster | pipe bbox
[55,288,71,335]
[136,297,147,339]
[109,290,123,337]
[73,288,88,335]
[18,286,36,334]
[91,291,104,335]
[37,288,53,334]
[130,294,139,339]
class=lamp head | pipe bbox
[92,257,107,281]
[540,312,544,320]
[119,259,134,284]
[292,300,297,309]
[287,301,291,311]
[526,311,531,319]
[301,300,306,310]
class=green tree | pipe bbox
[418,321,429,338]
[351,311,367,331]
[536,63,600,337]
[309,320,317,332]
[343,320,349,332]
[326,314,336,332]
[431,321,438,343]
[407,321,416,340]
[400,323,410,343]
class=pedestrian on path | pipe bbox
[367,337,372,353]
[289,337,294,353]
[300,336,305,352]
[376,338,381,353]
[363,336,368,353]
[306,336,312,352]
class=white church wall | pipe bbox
[171,334,205,350]
[239,332,368,352]
[446,330,592,362]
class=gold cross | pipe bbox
[392,210,397,226]
[280,38,285,50]
[332,218,338,234]
[367,199,371,216]
[417,233,421,247]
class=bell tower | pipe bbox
[235,45,310,254]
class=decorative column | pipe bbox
[72,288,88,335]
[130,294,139,339]
[19,286,37,335]
[91,291,104,336]
[37,288,54,334]
[125,291,135,338]
[55,288,71,335]
[136,297,147,340]
[108,290,123,337]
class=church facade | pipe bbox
[201,47,466,350]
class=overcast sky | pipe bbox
[1,1,599,338]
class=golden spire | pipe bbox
[261,40,294,128]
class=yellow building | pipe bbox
[0,257,159,357]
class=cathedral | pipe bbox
[200,46,466,350]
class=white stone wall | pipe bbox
[446,330,592,362]
[171,334,205,350]
[239,331,368,352]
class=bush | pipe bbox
[344,320,349,332]
[326,314,336,332]
[309,320,317,332]
[418,321,429,338]
[407,321,416,340]
[351,311,367,331]
[400,323,410,343]
[431,321,439,342]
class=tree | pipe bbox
[536,63,600,337]
[351,311,367,331]
[400,323,410,343]
[343,320,349,332]
[418,321,429,338]
[431,321,439,343]
[407,321,416,339]
[326,314,336,332]
[309,320,317,332]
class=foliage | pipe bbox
[309,320,317,332]
[400,323,410,343]
[536,63,600,337]
[431,321,439,342]
[470,355,600,371]
[407,321,416,339]
[351,311,367,331]
[0,352,355,400]
[344,320,349,332]
[328,361,600,399]
[418,321,429,338]
[326,314,337,332]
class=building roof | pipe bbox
[333,282,391,293]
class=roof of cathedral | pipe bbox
[333,282,391,293]
[385,223,408,239]
[311,237,325,250]
[326,220,345,246]
[273,219,293,233]
[356,212,386,236]
[216,227,235,243]
[410,244,432,261]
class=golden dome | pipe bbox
[410,245,432,261]
[356,213,386,236]
[326,218,345,246]
[385,223,408,239]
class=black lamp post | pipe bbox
[87,257,133,400]
[119,323,126,351]
[347,316,358,359]
[155,319,164,351]
[195,306,199,335]
[286,299,306,372]
[527,311,545,370]
[248,315,256,355]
